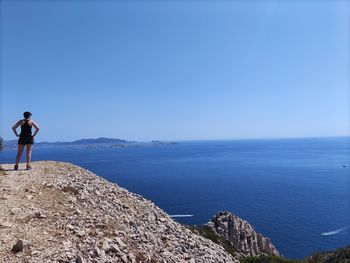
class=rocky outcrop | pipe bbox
[205,211,280,257]
[0,161,238,263]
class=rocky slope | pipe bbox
[205,211,280,257]
[0,161,239,263]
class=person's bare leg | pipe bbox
[15,144,24,169]
[15,145,24,165]
[26,144,33,169]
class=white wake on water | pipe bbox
[169,214,194,218]
[321,226,349,236]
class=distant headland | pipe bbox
[2,137,179,151]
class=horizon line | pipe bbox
[3,135,350,144]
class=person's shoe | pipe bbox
[14,164,19,170]
[26,165,32,170]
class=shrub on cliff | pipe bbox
[185,225,237,257]
[306,246,350,263]
[240,255,297,263]
[240,246,350,263]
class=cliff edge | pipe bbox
[0,161,238,263]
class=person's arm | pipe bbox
[12,120,22,137]
[31,121,40,137]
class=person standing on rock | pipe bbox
[12,111,40,170]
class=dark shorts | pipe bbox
[18,135,34,145]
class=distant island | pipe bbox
[3,137,179,150]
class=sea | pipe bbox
[1,137,349,259]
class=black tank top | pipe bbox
[20,119,32,137]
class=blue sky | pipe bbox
[1,0,349,141]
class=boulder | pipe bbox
[11,239,30,253]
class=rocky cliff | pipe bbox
[0,161,239,263]
[205,211,280,257]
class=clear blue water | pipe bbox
[1,137,349,259]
